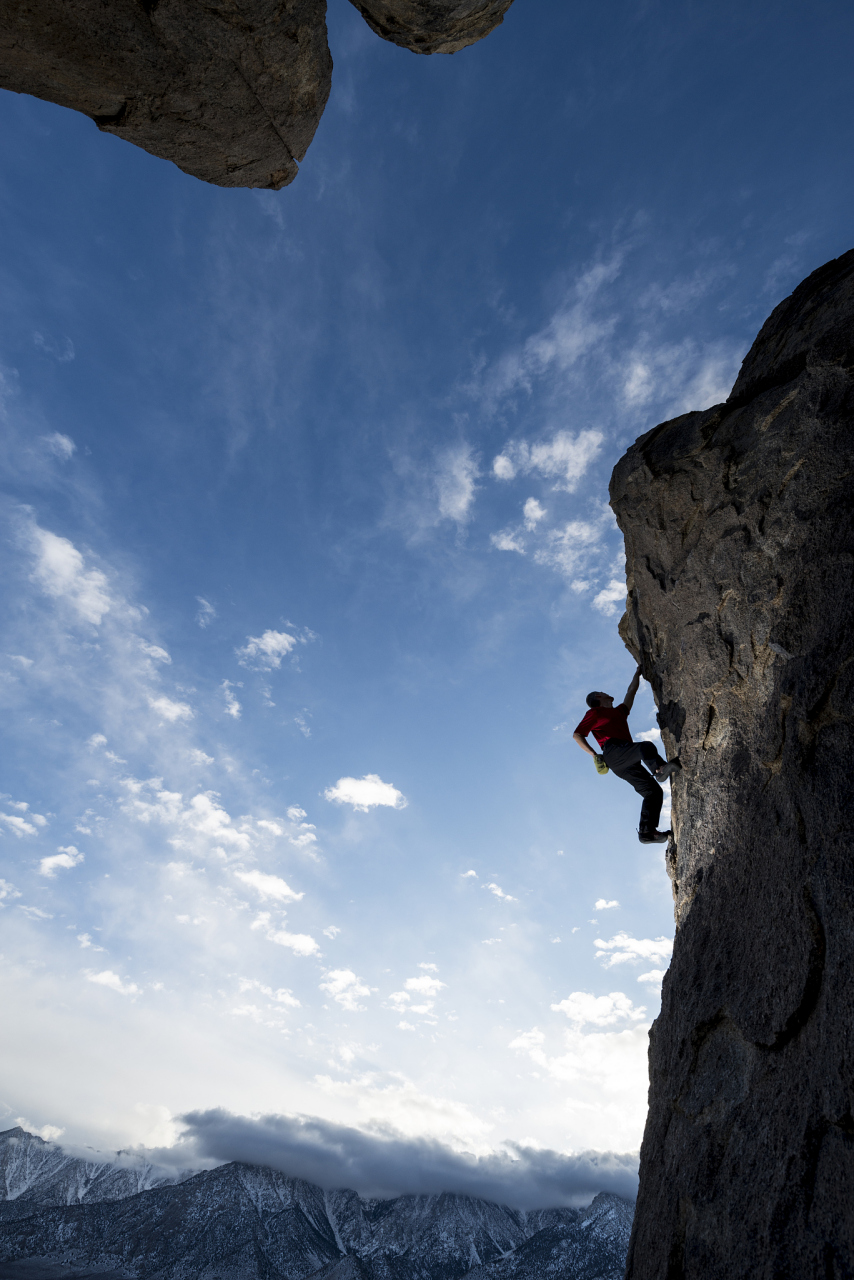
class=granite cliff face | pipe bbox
[610,249,854,1278]
[0,0,513,189]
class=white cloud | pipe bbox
[39,845,84,877]
[0,812,38,837]
[77,933,104,951]
[320,968,373,1012]
[485,882,516,902]
[594,899,619,910]
[461,870,478,878]
[490,529,526,554]
[221,680,242,719]
[195,597,216,628]
[256,820,283,836]
[436,445,478,524]
[594,932,674,968]
[86,970,140,997]
[8,654,33,668]
[324,774,407,813]
[250,912,319,956]
[550,991,646,1027]
[188,749,214,765]
[493,430,603,494]
[147,695,193,723]
[236,630,298,670]
[14,1117,65,1141]
[40,431,76,457]
[638,969,666,986]
[18,905,53,920]
[287,806,307,822]
[121,782,251,855]
[0,878,22,906]
[592,579,626,616]
[323,925,340,939]
[418,962,438,972]
[523,498,546,530]
[636,727,662,743]
[234,870,303,902]
[28,526,112,626]
[404,975,445,996]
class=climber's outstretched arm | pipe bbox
[622,664,643,711]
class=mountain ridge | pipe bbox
[0,1128,632,1280]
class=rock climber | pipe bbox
[573,664,679,844]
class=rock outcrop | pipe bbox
[0,0,513,189]
[347,0,514,54]
[610,249,854,1278]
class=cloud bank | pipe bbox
[173,1109,638,1207]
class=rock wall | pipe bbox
[610,249,854,1278]
[0,0,513,189]
[347,0,514,54]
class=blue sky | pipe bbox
[1,0,853,1205]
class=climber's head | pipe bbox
[586,691,614,708]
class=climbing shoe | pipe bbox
[654,759,681,783]
[594,754,609,776]
[638,828,671,844]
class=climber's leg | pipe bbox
[603,741,666,839]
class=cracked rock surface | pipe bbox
[611,248,854,1279]
[0,0,513,188]
[346,0,514,54]
[0,0,334,189]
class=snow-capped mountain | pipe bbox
[0,1128,633,1280]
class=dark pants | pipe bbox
[603,739,666,831]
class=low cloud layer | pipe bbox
[172,1109,638,1208]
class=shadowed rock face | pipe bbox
[610,248,854,1278]
[0,0,513,189]
[346,0,514,54]
[0,0,333,189]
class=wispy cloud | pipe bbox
[236,629,299,671]
[435,445,479,524]
[195,597,216,628]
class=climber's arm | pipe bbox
[622,665,643,712]
[573,730,598,758]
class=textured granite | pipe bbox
[611,249,854,1278]
[346,0,514,53]
[0,0,515,187]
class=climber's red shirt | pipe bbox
[574,703,633,748]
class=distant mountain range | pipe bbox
[0,1127,633,1280]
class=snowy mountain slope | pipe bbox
[0,1128,634,1280]
[0,1130,189,1210]
[465,1194,634,1280]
